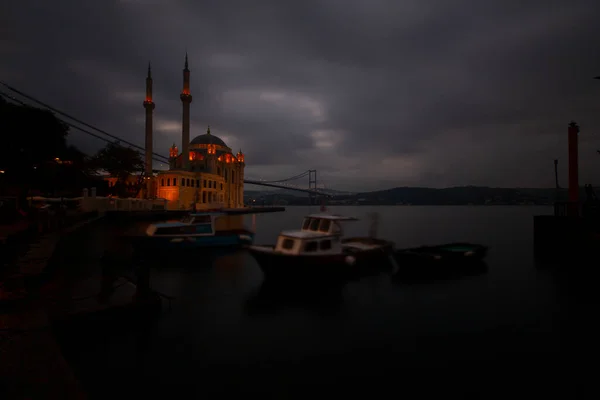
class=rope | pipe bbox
[0,83,169,162]
[0,91,168,164]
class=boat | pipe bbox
[393,242,488,279]
[130,210,256,253]
[246,213,394,282]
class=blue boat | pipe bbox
[131,211,256,252]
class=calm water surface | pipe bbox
[58,206,593,398]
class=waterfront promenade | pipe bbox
[0,210,160,399]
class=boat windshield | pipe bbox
[302,217,333,233]
[181,216,195,224]
[181,215,212,224]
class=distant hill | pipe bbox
[349,186,563,205]
[243,185,581,205]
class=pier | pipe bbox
[533,122,600,260]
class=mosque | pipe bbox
[142,54,245,210]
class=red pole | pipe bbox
[568,121,579,216]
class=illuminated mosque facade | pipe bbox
[142,54,245,210]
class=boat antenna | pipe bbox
[320,196,327,212]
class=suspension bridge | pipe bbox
[0,81,355,199]
[244,170,356,198]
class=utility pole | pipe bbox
[554,159,559,202]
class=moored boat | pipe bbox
[393,242,488,279]
[130,211,255,253]
[247,213,394,282]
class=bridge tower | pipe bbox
[308,169,317,205]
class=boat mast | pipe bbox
[368,212,379,238]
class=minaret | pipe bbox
[143,62,155,198]
[169,143,178,169]
[236,149,245,208]
[180,53,192,170]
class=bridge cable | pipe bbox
[0,91,169,165]
[0,81,169,162]
[257,170,311,183]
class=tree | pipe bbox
[0,99,69,177]
[0,99,71,200]
[89,141,145,197]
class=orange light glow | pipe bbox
[169,145,178,158]
[189,152,195,161]
[217,156,222,162]
[207,144,216,155]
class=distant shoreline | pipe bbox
[245,186,571,207]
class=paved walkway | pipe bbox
[0,302,87,399]
[0,215,105,399]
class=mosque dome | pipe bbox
[190,126,228,148]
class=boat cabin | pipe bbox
[274,214,358,256]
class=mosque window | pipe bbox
[196,179,199,187]
[203,180,207,188]
[202,192,206,203]
[167,178,170,186]
[220,183,223,190]
[161,179,164,186]
[187,178,190,186]
[224,170,228,182]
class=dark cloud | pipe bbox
[2,0,600,191]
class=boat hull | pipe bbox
[247,238,394,283]
[130,229,255,253]
[393,242,488,279]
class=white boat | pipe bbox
[247,213,394,281]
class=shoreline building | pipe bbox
[144,54,245,210]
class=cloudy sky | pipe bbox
[2,0,600,191]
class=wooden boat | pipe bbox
[393,242,488,279]
[247,213,394,282]
[130,211,255,252]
